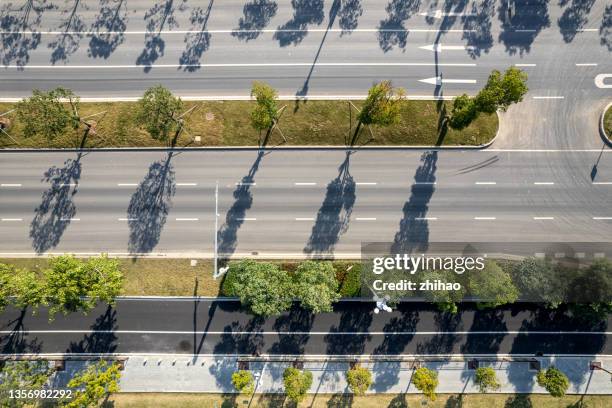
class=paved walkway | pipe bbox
[51,355,612,395]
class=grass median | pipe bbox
[104,393,611,408]
[0,100,497,148]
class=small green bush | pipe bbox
[346,365,372,395]
[339,264,362,297]
[283,367,313,403]
[537,366,570,397]
[474,366,501,393]
[231,370,255,394]
[412,367,438,401]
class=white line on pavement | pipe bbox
[514,29,537,32]
[236,182,256,186]
[294,182,317,186]
[475,181,496,185]
[295,217,314,221]
[2,330,609,335]
[356,217,377,221]
[414,182,437,185]
[474,217,496,220]
[575,63,598,66]
[1,218,22,222]
[534,182,554,185]
[0,183,22,187]
[2,62,478,69]
[415,217,438,221]
[118,218,137,221]
[532,96,565,99]
[592,182,612,185]
[577,28,598,32]
[356,182,378,186]
[237,218,256,221]
[533,217,555,220]
[593,217,612,220]
[60,218,80,221]
[176,183,198,186]
[59,183,77,187]
[117,183,137,187]
[176,218,199,221]
[1,28,475,35]
[514,64,536,67]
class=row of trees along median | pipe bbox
[1,67,526,148]
[231,364,571,401]
[0,255,123,320]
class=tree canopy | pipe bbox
[352,81,405,145]
[231,370,255,394]
[293,261,340,313]
[0,361,53,408]
[512,257,563,307]
[16,87,79,141]
[250,81,279,132]
[63,360,121,407]
[537,367,569,397]
[283,367,312,403]
[468,260,519,309]
[346,365,372,396]
[136,85,183,141]
[474,366,501,393]
[412,367,438,401]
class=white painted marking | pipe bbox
[176,218,199,221]
[118,218,137,221]
[534,182,554,185]
[295,217,314,221]
[415,217,438,221]
[514,64,536,67]
[1,218,22,222]
[534,253,545,258]
[594,252,605,258]
[474,217,496,220]
[177,183,198,186]
[475,181,496,185]
[533,217,554,220]
[554,253,565,258]
[593,217,612,220]
[356,217,377,221]
[419,43,475,52]
[294,182,317,186]
[237,218,256,221]
[515,29,537,32]
[419,76,477,85]
[592,182,612,185]
[59,183,77,187]
[60,218,80,221]
[575,63,598,67]
[577,28,598,32]
[1,28,475,35]
[419,10,475,19]
[236,182,256,186]
[356,182,378,186]
[0,183,21,187]
[532,96,565,99]
[595,74,612,89]
[2,62,478,69]
[117,183,137,187]
[575,252,585,258]
[414,181,437,185]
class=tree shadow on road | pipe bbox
[377,0,421,52]
[304,152,355,256]
[461,0,495,58]
[127,152,176,254]
[268,305,314,354]
[66,305,117,353]
[179,0,213,72]
[30,153,83,253]
[232,0,278,42]
[217,151,264,257]
[338,0,362,35]
[48,0,87,64]
[0,0,55,68]
[558,0,596,43]
[213,316,266,355]
[325,303,373,355]
[0,309,42,354]
[391,151,438,255]
[416,310,462,354]
[274,0,324,47]
[601,5,612,51]
[461,308,507,354]
[88,0,128,59]
[498,0,550,56]
[137,0,188,72]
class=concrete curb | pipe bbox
[600,101,612,147]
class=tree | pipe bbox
[568,259,612,322]
[0,264,43,313]
[474,70,504,114]
[62,360,121,407]
[412,367,438,401]
[16,87,79,141]
[419,269,466,314]
[0,361,53,408]
[136,85,183,142]
[449,94,478,130]
[468,260,519,309]
[44,255,123,319]
[345,365,372,396]
[293,261,340,313]
[0,264,12,313]
[231,370,255,394]
[250,81,279,138]
[512,257,564,307]
[351,81,405,145]
[283,367,312,403]
[474,367,501,393]
[537,367,569,397]
[227,260,293,316]
[498,66,529,110]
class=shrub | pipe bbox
[339,264,362,297]
[231,370,255,394]
[412,367,438,401]
[283,367,313,403]
[449,94,478,130]
[474,366,501,393]
[537,367,569,397]
[346,365,372,395]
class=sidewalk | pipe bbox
[51,355,612,395]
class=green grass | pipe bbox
[0,100,497,148]
[605,104,612,139]
[103,393,611,408]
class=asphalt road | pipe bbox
[1,149,612,256]
[1,299,610,355]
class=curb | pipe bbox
[600,101,612,147]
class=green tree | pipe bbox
[351,81,405,145]
[474,70,504,114]
[0,264,12,313]
[293,261,340,313]
[250,81,279,138]
[468,260,519,309]
[0,361,53,408]
[136,85,183,142]
[412,367,438,401]
[568,259,612,322]
[62,360,121,407]
[498,66,529,110]
[513,257,564,307]
[419,269,466,314]
[448,94,478,130]
[227,260,293,316]
[16,87,79,141]
[474,367,501,393]
[231,370,255,394]
[283,367,312,403]
[44,255,123,320]
[9,267,44,311]
[537,367,569,397]
[345,365,372,396]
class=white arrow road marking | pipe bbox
[419,77,477,85]
[595,74,612,89]
[419,10,476,19]
[419,44,476,52]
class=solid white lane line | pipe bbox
[532,96,565,99]
[356,182,378,186]
[533,217,555,220]
[0,183,22,187]
[236,182,256,186]
[593,217,612,220]
[474,217,496,220]
[414,181,437,185]
[514,64,536,67]
[356,217,377,221]
[294,182,317,186]
[415,217,438,221]
[59,183,77,187]
[295,217,314,221]
[237,218,256,221]
[4,28,475,35]
[176,218,199,221]
[60,218,80,221]
[117,183,137,187]
[592,182,612,185]
[475,181,496,185]
[117,218,137,221]
[534,182,554,185]
[1,218,22,222]
[575,63,598,66]
[177,183,198,186]
[3,62,478,69]
[577,28,598,32]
